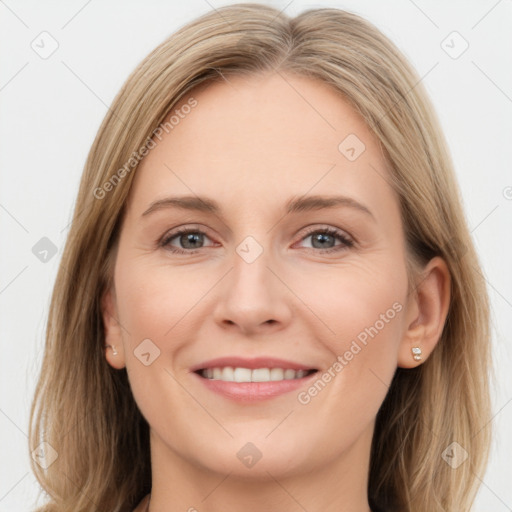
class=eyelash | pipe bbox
[158,225,354,255]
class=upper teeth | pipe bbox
[200,367,311,382]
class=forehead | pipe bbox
[126,72,397,222]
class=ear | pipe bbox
[101,286,126,369]
[397,256,451,368]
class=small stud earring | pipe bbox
[412,346,422,361]
[106,344,118,356]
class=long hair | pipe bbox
[29,4,492,511]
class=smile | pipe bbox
[190,357,319,402]
[197,367,317,382]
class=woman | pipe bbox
[29,3,492,511]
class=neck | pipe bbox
[147,424,374,512]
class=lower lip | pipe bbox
[192,371,317,402]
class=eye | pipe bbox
[159,225,354,255]
[296,226,354,253]
[159,227,216,254]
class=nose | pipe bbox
[212,245,293,336]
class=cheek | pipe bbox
[290,258,408,430]
[292,263,406,439]
[296,257,407,356]
[113,262,199,422]
[115,261,202,342]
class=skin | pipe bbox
[102,71,451,512]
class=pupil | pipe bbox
[312,233,333,249]
[182,233,202,248]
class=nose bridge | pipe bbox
[212,231,292,333]
[229,234,277,305]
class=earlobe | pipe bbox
[101,287,126,369]
[397,256,451,369]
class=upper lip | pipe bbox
[190,357,317,372]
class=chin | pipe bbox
[183,432,321,480]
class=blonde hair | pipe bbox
[29,4,492,511]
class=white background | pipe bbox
[1,0,511,510]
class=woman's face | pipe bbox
[104,72,420,479]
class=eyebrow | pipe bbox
[141,194,375,220]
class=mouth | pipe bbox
[195,367,318,382]
[190,357,319,402]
